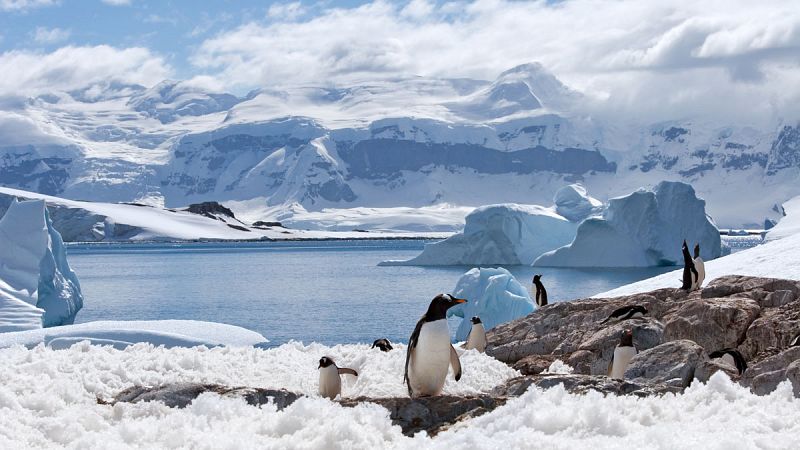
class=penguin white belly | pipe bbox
[628,311,644,319]
[610,346,637,379]
[693,258,705,290]
[465,323,487,352]
[410,319,452,396]
[318,365,341,400]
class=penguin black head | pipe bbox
[471,316,482,324]
[533,274,542,284]
[426,293,467,321]
[694,244,700,259]
[318,356,335,369]
[620,329,634,347]
[372,338,393,352]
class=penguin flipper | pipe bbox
[337,368,358,377]
[607,352,614,376]
[449,344,462,381]
[404,315,425,396]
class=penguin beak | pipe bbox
[451,297,467,304]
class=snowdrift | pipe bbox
[448,268,535,341]
[0,320,267,349]
[0,199,82,331]
[536,181,721,268]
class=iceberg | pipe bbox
[0,199,83,330]
[554,183,603,222]
[447,267,535,341]
[382,203,578,266]
[535,181,721,267]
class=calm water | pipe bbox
[65,240,680,346]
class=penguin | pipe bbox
[372,338,393,352]
[600,305,648,324]
[681,240,698,291]
[790,333,800,347]
[692,244,705,291]
[317,356,358,400]
[464,316,487,353]
[404,294,467,397]
[533,274,548,307]
[607,329,636,380]
[708,349,747,375]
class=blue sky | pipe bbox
[0,0,798,124]
[0,0,371,80]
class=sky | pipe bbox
[1,0,799,125]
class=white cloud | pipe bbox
[190,0,800,125]
[32,26,71,44]
[0,0,57,11]
[101,0,131,5]
[0,45,171,96]
[267,1,307,21]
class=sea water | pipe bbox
[66,239,751,345]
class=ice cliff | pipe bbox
[0,199,83,330]
[535,181,721,268]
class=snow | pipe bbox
[535,181,721,268]
[0,187,451,242]
[553,183,603,222]
[0,343,796,448]
[0,320,267,349]
[0,199,82,330]
[447,268,535,341]
[766,195,800,241]
[383,203,577,266]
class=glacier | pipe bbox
[447,267,535,341]
[535,181,721,268]
[0,199,82,330]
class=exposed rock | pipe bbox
[741,347,800,395]
[662,297,760,351]
[492,374,682,398]
[340,395,505,436]
[487,275,800,396]
[185,201,237,220]
[624,340,707,387]
[695,358,741,382]
[102,383,301,410]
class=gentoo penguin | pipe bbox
[372,338,393,352]
[600,305,648,324]
[464,316,487,353]
[791,333,800,347]
[404,294,467,397]
[692,244,705,291]
[318,356,358,400]
[532,274,548,307]
[708,349,747,375]
[681,240,698,291]
[608,329,636,380]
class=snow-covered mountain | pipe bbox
[1,63,798,228]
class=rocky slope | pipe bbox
[488,275,800,395]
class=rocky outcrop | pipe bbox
[487,275,800,395]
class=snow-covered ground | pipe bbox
[0,187,452,241]
[596,195,800,297]
[0,342,796,448]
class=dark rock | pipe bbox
[662,297,760,351]
[185,201,237,220]
[695,358,741,382]
[101,383,301,410]
[741,347,800,395]
[492,374,682,398]
[512,354,558,375]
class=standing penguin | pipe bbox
[404,294,467,397]
[681,240,698,291]
[692,244,705,290]
[608,329,636,380]
[708,349,747,375]
[533,274,548,307]
[318,356,358,400]
[464,316,487,353]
